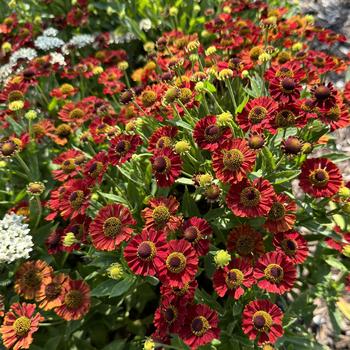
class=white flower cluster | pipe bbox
[68,34,95,48]
[139,18,152,32]
[34,36,65,51]
[110,32,136,45]
[42,27,59,37]
[50,52,66,66]
[9,48,37,66]
[0,214,33,264]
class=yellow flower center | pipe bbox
[225,268,244,288]
[248,106,267,124]
[264,263,284,283]
[103,217,122,237]
[222,149,244,171]
[166,252,187,273]
[13,316,31,336]
[152,205,170,226]
[253,311,273,331]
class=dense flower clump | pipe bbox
[0,0,350,349]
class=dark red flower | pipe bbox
[148,126,178,152]
[82,151,109,185]
[124,228,167,276]
[212,138,256,184]
[311,82,338,111]
[52,149,85,182]
[226,178,275,217]
[242,299,284,345]
[213,258,254,299]
[181,217,212,256]
[193,115,231,151]
[180,304,220,350]
[299,158,342,198]
[108,133,142,166]
[158,239,198,288]
[160,280,198,305]
[58,101,92,125]
[237,97,278,133]
[254,251,296,295]
[273,231,309,264]
[98,67,125,95]
[268,77,302,104]
[89,204,136,251]
[151,147,182,187]
[325,226,350,253]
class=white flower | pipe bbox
[9,48,37,65]
[0,63,14,84]
[42,27,58,37]
[139,18,152,32]
[0,214,33,264]
[50,52,66,66]
[34,36,65,51]
[68,34,95,48]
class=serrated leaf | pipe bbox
[110,276,135,298]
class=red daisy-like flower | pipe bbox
[311,82,338,111]
[226,178,275,218]
[268,77,302,104]
[89,204,136,251]
[269,103,309,131]
[160,280,198,305]
[212,138,256,184]
[180,304,220,350]
[213,258,254,300]
[151,147,182,187]
[317,97,350,131]
[237,97,278,133]
[148,126,178,152]
[227,225,265,258]
[50,83,78,100]
[325,225,350,253]
[264,61,306,82]
[242,299,284,345]
[98,67,126,95]
[108,133,142,166]
[264,194,297,233]
[82,151,109,185]
[52,149,85,182]
[158,239,198,288]
[60,179,91,220]
[193,115,231,151]
[142,196,183,235]
[0,303,43,350]
[254,251,297,295]
[58,101,92,125]
[181,217,212,256]
[124,228,167,276]
[273,231,309,264]
[55,279,90,321]
[154,299,186,338]
[299,158,342,198]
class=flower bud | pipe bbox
[25,110,38,120]
[175,140,190,154]
[292,42,303,51]
[342,245,350,258]
[1,42,11,54]
[301,142,313,154]
[189,53,199,63]
[217,111,232,126]
[169,7,178,16]
[205,46,217,56]
[26,182,45,196]
[9,100,24,111]
[241,70,249,78]
[342,203,350,214]
[258,52,271,63]
[143,338,155,350]
[63,232,77,247]
[107,263,124,280]
[92,66,103,75]
[187,40,200,52]
[144,41,155,53]
[118,61,129,71]
[214,250,231,268]
[199,173,213,187]
[338,187,350,199]
[195,81,205,93]
[218,68,233,80]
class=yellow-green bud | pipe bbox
[217,111,233,126]
[169,7,178,16]
[258,52,272,63]
[218,68,233,80]
[201,30,211,38]
[187,40,200,52]
[107,263,124,280]
[338,187,350,198]
[214,250,231,268]
[26,182,45,196]
[195,81,205,93]
[241,70,249,78]
[63,232,77,247]
[9,100,24,111]
[118,61,129,71]
[189,54,199,63]
[205,46,217,56]
[193,4,200,13]
[292,42,303,52]
[143,338,155,350]
[1,42,11,54]
[223,6,231,13]
[92,66,103,75]
[342,245,350,258]
[175,140,190,154]
[34,16,42,25]
[305,15,314,25]
[144,42,155,53]
[25,110,37,120]
[106,6,115,15]
[199,173,213,187]
[342,203,350,214]
[301,142,313,154]
[8,0,16,9]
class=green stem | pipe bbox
[15,154,31,178]
[225,79,237,113]
[34,197,42,229]
[206,90,224,113]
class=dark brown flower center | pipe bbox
[164,306,177,323]
[204,124,220,141]
[61,159,76,173]
[184,226,199,243]
[281,78,296,92]
[0,140,17,157]
[314,86,330,100]
[309,169,329,187]
[225,268,244,288]
[103,217,122,237]
[236,236,255,256]
[137,241,156,260]
[191,316,210,336]
[45,282,61,300]
[23,269,42,289]
[248,106,267,124]
[153,156,170,173]
[156,136,172,149]
[64,290,83,309]
[264,263,284,283]
[115,140,130,155]
[253,311,273,331]
[69,190,85,209]
[240,187,261,207]
[87,161,103,178]
[282,239,297,255]
[166,252,186,273]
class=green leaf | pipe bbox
[203,81,217,93]
[325,256,347,272]
[181,188,200,217]
[267,170,301,184]
[176,177,194,185]
[91,279,116,297]
[261,146,276,171]
[321,152,350,163]
[48,97,57,112]
[235,94,249,114]
[45,336,62,350]
[98,192,129,206]
[110,276,136,298]
[144,275,159,286]
[6,116,24,135]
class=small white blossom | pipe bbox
[68,34,95,48]
[42,27,58,37]
[139,18,152,32]
[9,48,37,66]
[0,63,14,84]
[0,214,33,264]
[34,36,65,51]
[50,52,66,66]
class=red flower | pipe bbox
[264,61,305,82]
[212,138,256,184]
[311,82,338,111]
[317,97,350,131]
[142,196,183,235]
[108,133,142,166]
[213,258,254,300]
[98,67,125,95]
[160,280,198,305]
[254,251,296,295]
[0,303,43,350]
[273,231,309,264]
[227,225,265,258]
[180,304,220,350]
[148,126,178,152]
[325,226,350,253]
[55,279,90,321]
[52,149,85,182]
[193,115,231,151]
[158,239,198,288]
[124,228,167,276]
[82,151,109,185]
[268,77,302,104]
[242,299,284,345]
[181,217,212,256]
[151,147,182,187]
[50,83,78,100]
[237,97,278,133]
[264,194,297,233]
[58,101,92,125]
[299,158,342,198]
[60,179,91,220]
[226,178,275,217]
[89,204,136,251]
